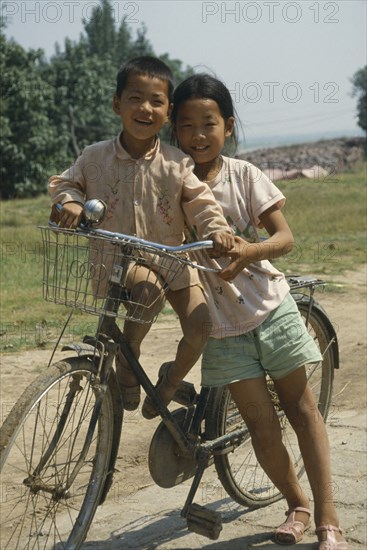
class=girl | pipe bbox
[169,73,348,550]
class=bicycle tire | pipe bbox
[205,296,337,508]
[0,356,115,550]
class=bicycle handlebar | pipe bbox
[50,200,216,265]
[50,223,215,255]
[41,201,221,322]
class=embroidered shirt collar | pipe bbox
[114,131,160,161]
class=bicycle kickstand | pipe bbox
[181,453,223,540]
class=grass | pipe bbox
[271,163,366,275]
[1,164,366,351]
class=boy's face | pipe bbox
[113,73,171,152]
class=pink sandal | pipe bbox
[315,525,349,550]
[274,506,312,545]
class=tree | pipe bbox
[45,37,119,160]
[1,0,193,198]
[83,0,116,61]
[0,25,60,198]
[351,66,367,133]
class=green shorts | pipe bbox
[201,293,323,387]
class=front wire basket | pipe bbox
[40,226,189,323]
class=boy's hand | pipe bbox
[49,204,61,225]
[209,231,235,257]
[49,202,84,229]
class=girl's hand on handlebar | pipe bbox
[50,202,84,229]
[208,231,235,257]
[219,236,253,281]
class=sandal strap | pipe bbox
[286,506,312,517]
[275,507,312,544]
[316,525,343,535]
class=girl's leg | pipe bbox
[274,367,347,545]
[229,376,311,527]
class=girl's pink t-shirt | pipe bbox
[190,156,290,339]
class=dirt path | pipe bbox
[1,266,366,548]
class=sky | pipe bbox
[2,0,366,148]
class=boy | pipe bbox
[48,56,234,415]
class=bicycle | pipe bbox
[0,200,339,549]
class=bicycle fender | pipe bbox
[61,342,99,357]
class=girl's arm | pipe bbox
[220,204,294,281]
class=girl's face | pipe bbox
[174,98,234,166]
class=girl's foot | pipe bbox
[142,362,178,419]
[115,351,140,411]
[316,525,349,550]
[274,506,312,545]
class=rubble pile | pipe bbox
[236,137,365,181]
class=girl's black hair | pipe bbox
[116,56,174,101]
[171,73,239,151]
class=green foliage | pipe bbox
[0,31,60,198]
[44,38,119,159]
[351,66,367,133]
[1,0,192,199]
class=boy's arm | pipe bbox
[48,155,86,227]
[182,172,234,253]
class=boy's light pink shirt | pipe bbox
[48,133,231,290]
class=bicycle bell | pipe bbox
[83,199,107,225]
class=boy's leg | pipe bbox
[116,265,165,408]
[141,285,210,417]
[165,285,210,384]
[274,367,347,545]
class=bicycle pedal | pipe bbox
[173,381,198,407]
[186,503,222,540]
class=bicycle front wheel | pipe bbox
[206,297,338,508]
[0,357,115,550]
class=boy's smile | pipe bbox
[113,73,171,158]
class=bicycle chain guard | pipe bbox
[148,407,197,488]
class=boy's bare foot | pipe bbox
[142,362,178,419]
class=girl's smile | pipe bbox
[175,98,234,177]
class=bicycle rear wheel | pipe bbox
[0,356,115,550]
[206,297,337,508]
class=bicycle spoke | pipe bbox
[1,360,114,549]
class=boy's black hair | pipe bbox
[116,56,175,101]
[171,73,238,150]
